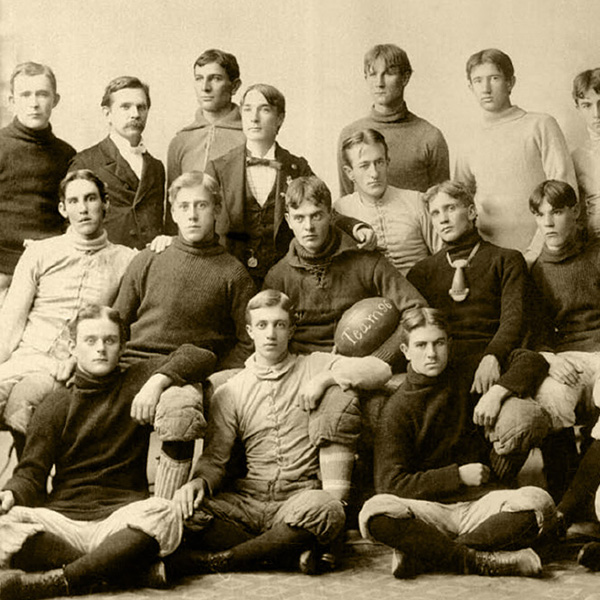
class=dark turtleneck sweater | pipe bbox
[374,351,547,503]
[264,227,425,360]
[530,236,600,352]
[0,117,75,273]
[114,234,256,369]
[4,344,215,520]
[407,229,529,366]
[337,101,450,195]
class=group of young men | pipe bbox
[1,41,600,598]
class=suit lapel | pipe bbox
[100,137,140,192]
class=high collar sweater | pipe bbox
[0,118,75,273]
[337,102,449,195]
[407,230,528,364]
[264,229,425,358]
[374,364,497,503]
[166,104,244,185]
[114,234,256,369]
[4,344,214,520]
[530,238,600,352]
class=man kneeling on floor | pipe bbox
[0,304,216,598]
[359,308,555,578]
[170,290,392,576]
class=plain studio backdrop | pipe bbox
[0,0,599,197]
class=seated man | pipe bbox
[169,290,392,577]
[0,169,135,456]
[206,84,372,287]
[0,304,216,599]
[528,179,600,498]
[336,128,441,275]
[114,170,256,498]
[407,180,543,479]
[571,68,600,240]
[360,308,554,579]
[265,175,426,509]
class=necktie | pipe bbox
[246,156,281,169]
[446,242,480,302]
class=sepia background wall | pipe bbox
[1,0,599,196]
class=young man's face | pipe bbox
[532,198,579,252]
[103,87,149,145]
[246,304,292,366]
[194,62,240,115]
[285,199,332,255]
[428,192,476,243]
[343,142,389,201]
[469,62,514,114]
[365,58,409,113]
[576,89,600,136]
[241,90,283,146]
[401,324,449,377]
[58,179,106,240]
[70,317,122,377]
[10,73,59,130]
[170,185,219,244]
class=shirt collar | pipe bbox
[110,132,146,158]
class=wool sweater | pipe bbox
[375,350,548,503]
[167,105,244,186]
[454,106,576,254]
[530,238,600,352]
[407,230,528,365]
[114,235,255,369]
[0,118,75,274]
[337,103,449,196]
[264,228,426,357]
[3,345,215,520]
[334,185,441,275]
[572,129,600,239]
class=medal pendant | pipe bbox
[247,256,258,268]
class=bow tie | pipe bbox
[246,156,281,169]
[129,142,147,156]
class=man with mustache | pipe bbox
[70,76,168,249]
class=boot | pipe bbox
[0,568,69,600]
[468,547,542,577]
[390,549,421,579]
[578,542,600,571]
[166,547,234,578]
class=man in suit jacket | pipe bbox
[205,83,313,286]
[70,76,167,250]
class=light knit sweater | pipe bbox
[337,103,449,196]
[334,185,441,275]
[572,129,600,239]
[0,228,135,359]
[454,106,576,254]
[166,105,244,186]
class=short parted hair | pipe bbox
[285,176,332,212]
[242,83,286,118]
[341,129,389,167]
[10,61,57,95]
[422,180,475,210]
[364,44,412,76]
[100,76,151,109]
[466,48,515,81]
[245,289,296,327]
[194,49,240,82]
[168,170,222,207]
[572,68,600,104]
[59,169,107,203]
[67,304,128,346]
[529,180,578,214]
[399,307,449,347]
